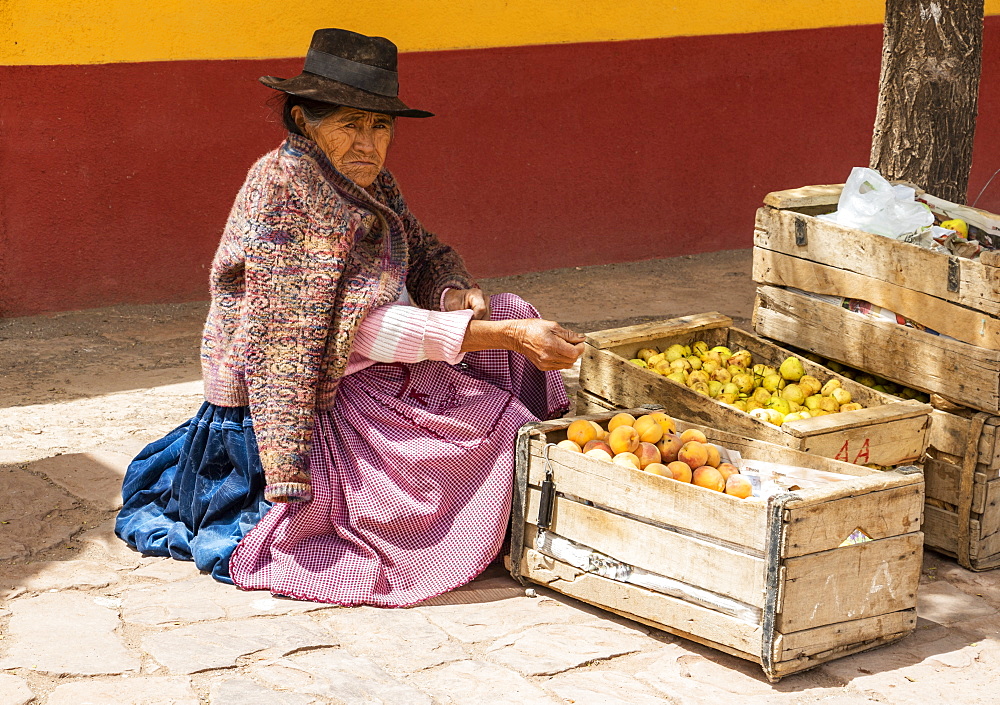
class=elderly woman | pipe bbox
[116,28,584,607]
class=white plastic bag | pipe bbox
[824,167,934,239]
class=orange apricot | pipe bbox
[608,425,641,455]
[607,413,637,431]
[633,415,664,444]
[666,461,693,483]
[656,434,683,464]
[634,442,662,469]
[716,462,739,482]
[556,439,582,453]
[582,440,613,456]
[567,419,599,447]
[678,441,709,470]
[589,420,609,440]
[613,452,641,469]
[704,444,721,468]
[679,428,708,444]
[644,462,674,478]
[692,466,726,492]
[646,412,677,436]
[584,448,613,462]
[725,474,753,499]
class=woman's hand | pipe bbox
[461,318,586,371]
[443,288,490,320]
[507,320,587,371]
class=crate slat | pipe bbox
[762,184,845,209]
[773,609,916,662]
[777,533,923,633]
[755,206,1000,322]
[753,285,1000,413]
[525,489,767,607]
[585,312,732,350]
[923,456,988,513]
[520,548,764,657]
[753,248,1000,349]
[782,484,923,558]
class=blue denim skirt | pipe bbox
[115,402,271,583]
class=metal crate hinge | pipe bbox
[794,216,808,246]
[948,257,961,293]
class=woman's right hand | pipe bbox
[507,319,586,371]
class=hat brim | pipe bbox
[260,73,434,118]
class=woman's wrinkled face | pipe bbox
[294,105,393,188]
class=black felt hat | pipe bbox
[259,28,433,118]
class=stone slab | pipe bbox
[420,593,593,643]
[76,519,148,569]
[254,648,433,705]
[47,677,198,705]
[209,678,317,705]
[485,623,650,676]
[0,465,83,560]
[122,578,229,626]
[0,592,139,675]
[29,451,132,510]
[142,616,335,674]
[122,576,333,626]
[406,659,559,705]
[321,605,467,673]
[0,674,33,705]
[0,559,118,592]
[130,557,202,582]
[542,670,675,705]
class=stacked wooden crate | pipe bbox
[508,408,924,681]
[752,184,1000,569]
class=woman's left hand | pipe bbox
[443,288,490,320]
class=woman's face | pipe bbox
[294,106,393,188]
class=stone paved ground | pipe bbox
[3,250,1000,704]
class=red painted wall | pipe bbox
[2,21,999,316]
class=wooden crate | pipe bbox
[750,287,1000,569]
[578,312,931,467]
[912,407,1000,571]
[753,183,1000,351]
[753,284,1000,414]
[508,408,925,681]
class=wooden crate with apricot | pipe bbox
[577,312,932,468]
[507,408,925,681]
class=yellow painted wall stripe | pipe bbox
[5,0,1000,66]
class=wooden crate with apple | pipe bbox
[577,312,931,468]
[507,407,924,681]
[752,183,1000,412]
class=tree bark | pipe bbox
[870,0,984,203]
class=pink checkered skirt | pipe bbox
[229,294,568,606]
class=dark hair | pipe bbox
[280,93,343,135]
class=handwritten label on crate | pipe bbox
[834,438,871,465]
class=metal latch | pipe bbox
[537,443,557,530]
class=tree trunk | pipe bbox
[870,0,984,203]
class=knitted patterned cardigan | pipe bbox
[201,134,476,503]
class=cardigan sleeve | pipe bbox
[344,303,474,375]
[242,173,352,504]
[371,171,478,310]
